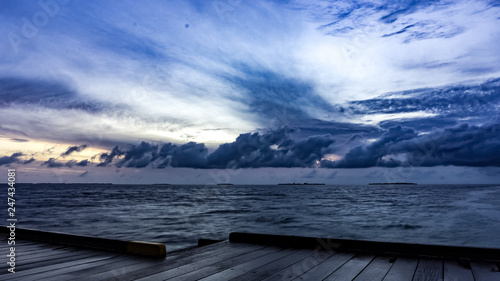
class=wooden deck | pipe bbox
[1,232,500,280]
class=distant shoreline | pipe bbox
[278,183,325,186]
[368,183,418,185]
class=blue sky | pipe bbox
[1,0,499,184]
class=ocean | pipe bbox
[4,183,500,251]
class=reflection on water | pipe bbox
[5,184,500,251]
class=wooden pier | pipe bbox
[1,229,500,280]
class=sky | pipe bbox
[1,0,500,184]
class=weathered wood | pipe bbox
[261,248,335,281]
[130,244,267,281]
[197,249,297,281]
[103,242,256,281]
[5,254,114,280]
[234,249,315,281]
[354,255,395,281]
[1,251,107,274]
[41,255,146,280]
[382,257,418,281]
[171,247,279,280]
[413,258,443,281]
[443,259,474,281]
[2,232,499,281]
[293,252,356,280]
[470,261,500,281]
[9,255,132,281]
[323,254,374,281]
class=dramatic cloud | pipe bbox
[23,158,35,164]
[41,158,64,168]
[42,158,90,168]
[60,144,88,157]
[96,128,336,169]
[0,1,499,183]
[324,122,500,168]
[0,152,24,166]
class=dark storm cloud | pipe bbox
[324,122,500,168]
[392,122,500,167]
[0,152,24,166]
[42,158,90,168]
[207,128,335,168]
[96,128,336,169]
[41,158,64,168]
[23,158,35,165]
[97,146,125,167]
[66,159,90,168]
[324,126,418,168]
[60,145,88,157]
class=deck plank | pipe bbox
[292,252,356,280]
[5,254,115,280]
[354,255,395,281]
[97,242,254,281]
[470,261,500,281]
[382,257,418,281]
[0,251,107,274]
[40,255,148,280]
[412,258,443,281]
[197,249,298,281]
[84,242,258,281]
[323,254,375,281]
[261,249,335,281]
[130,244,267,281]
[8,255,130,281]
[443,259,474,281]
[231,249,315,281]
[171,247,280,280]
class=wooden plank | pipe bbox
[4,254,114,280]
[323,254,375,281]
[444,259,474,281]
[1,251,108,274]
[40,255,147,280]
[172,247,280,281]
[292,252,356,280]
[470,261,500,281]
[261,249,335,281]
[134,245,273,281]
[382,257,418,281]
[232,249,315,281]
[412,258,443,281]
[354,255,395,281]
[0,246,71,266]
[0,249,92,272]
[197,249,298,281]
[98,242,257,281]
[8,255,129,281]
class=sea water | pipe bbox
[4,184,500,251]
